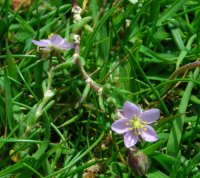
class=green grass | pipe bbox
[0,0,200,177]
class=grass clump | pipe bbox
[0,0,200,177]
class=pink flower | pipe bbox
[111,101,159,148]
[32,34,74,51]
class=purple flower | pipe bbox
[111,101,159,148]
[32,34,74,51]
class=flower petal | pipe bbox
[124,130,138,148]
[123,101,141,119]
[140,109,160,123]
[141,125,158,142]
[32,39,50,47]
[50,34,63,45]
[59,43,75,50]
[111,119,129,134]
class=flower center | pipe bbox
[126,115,147,134]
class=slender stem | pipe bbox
[34,68,54,122]
[170,61,200,80]
[162,60,200,98]
[75,59,101,92]
[72,2,102,93]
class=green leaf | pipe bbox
[71,16,93,33]
[0,19,7,37]
[6,44,21,96]
[83,0,122,59]
[151,152,176,172]
[167,68,200,155]
[146,167,169,178]
[4,70,14,130]
[157,0,189,26]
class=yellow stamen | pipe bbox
[128,115,147,135]
[48,33,54,39]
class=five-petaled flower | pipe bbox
[32,34,74,52]
[111,101,159,148]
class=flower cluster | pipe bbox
[111,101,159,148]
[32,34,74,52]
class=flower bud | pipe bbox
[44,89,54,100]
[127,147,150,176]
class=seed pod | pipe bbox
[98,94,105,112]
[75,83,90,108]
[80,83,91,103]
[127,147,150,176]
